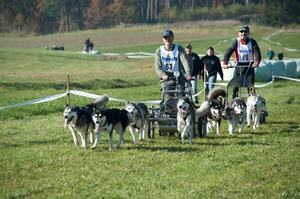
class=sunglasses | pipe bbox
[163,36,172,39]
[239,30,248,33]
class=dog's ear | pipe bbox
[250,87,256,94]
[182,96,189,102]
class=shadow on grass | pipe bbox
[135,145,201,153]
[0,138,63,148]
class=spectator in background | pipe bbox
[185,44,202,103]
[267,48,275,60]
[84,38,94,53]
[200,46,223,97]
[278,51,284,60]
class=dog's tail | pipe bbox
[93,95,109,109]
[207,87,226,101]
[195,101,210,118]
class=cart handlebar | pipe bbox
[227,61,254,68]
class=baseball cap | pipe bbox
[239,25,249,32]
[185,44,192,48]
[162,29,173,37]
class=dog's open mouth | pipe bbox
[66,116,74,124]
[234,109,243,115]
[179,107,187,114]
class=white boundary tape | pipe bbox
[273,75,300,82]
[0,93,67,110]
[0,75,299,110]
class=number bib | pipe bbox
[237,38,253,63]
[160,44,179,73]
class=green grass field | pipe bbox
[0,22,300,198]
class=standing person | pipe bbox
[84,38,90,52]
[84,38,94,53]
[267,48,275,60]
[200,47,223,97]
[154,29,192,99]
[223,25,261,99]
[185,44,202,103]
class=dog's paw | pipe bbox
[91,145,97,150]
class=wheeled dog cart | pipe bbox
[148,71,193,138]
[226,62,254,101]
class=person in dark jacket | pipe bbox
[185,44,202,103]
[200,46,223,97]
[222,25,261,99]
[84,38,94,53]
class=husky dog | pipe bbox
[177,97,210,144]
[92,108,136,150]
[125,102,149,141]
[64,104,94,149]
[206,88,226,136]
[224,97,247,135]
[246,87,266,130]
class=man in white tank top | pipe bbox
[155,29,192,95]
[222,25,261,98]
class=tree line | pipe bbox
[0,0,299,35]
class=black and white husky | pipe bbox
[206,88,226,136]
[92,108,136,150]
[125,102,149,141]
[64,104,94,149]
[246,87,266,130]
[177,97,210,144]
[224,97,247,135]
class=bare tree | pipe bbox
[146,0,159,22]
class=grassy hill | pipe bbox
[0,22,300,198]
[1,21,299,58]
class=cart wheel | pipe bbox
[158,129,163,136]
[260,110,268,124]
[148,121,154,139]
[198,116,207,137]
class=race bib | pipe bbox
[160,44,179,72]
[237,38,253,63]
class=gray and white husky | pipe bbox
[64,104,94,149]
[92,108,136,150]
[223,97,247,135]
[177,97,210,144]
[125,102,150,141]
[206,88,227,136]
[246,87,266,130]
